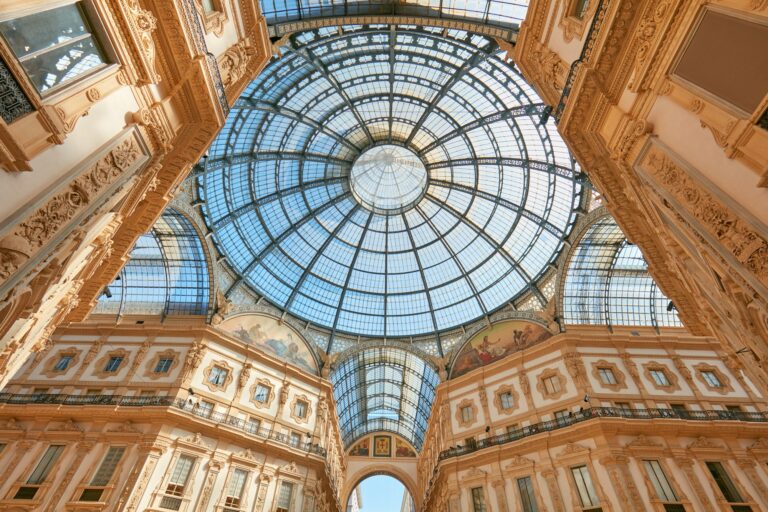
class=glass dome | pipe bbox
[198,25,584,338]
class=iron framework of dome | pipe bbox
[197,25,585,339]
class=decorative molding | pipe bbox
[493,384,520,416]
[625,435,663,449]
[41,348,82,378]
[218,39,257,99]
[687,436,725,451]
[92,348,130,379]
[590,359,628,392]
[455,398,478,428]
[536,367,568,401]
[202,359,234,392]
[249,378,275,409]
[118,0,161,85]
[641,361,681,393]
[289,394,312,424]
[143,349,181,380]
[692,362,734,395]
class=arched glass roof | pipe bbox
[330,346,439,450]
[562,216,682,329]
[94,209,211,317]
[259,1,529,30]
[198,25,584,339]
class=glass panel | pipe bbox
[643,460,678,502]
[55,356,72,371]
[0,3,108,93]
[471,487,486,512]
[706,461,743,503]
[155,358,173,373]
[277,481,294,509]
[28,445,65,484]
[517,476,538,512]
[90,447,126,486]
[227,468,247,500]
[571,465,599,508]
[169,455,195,487]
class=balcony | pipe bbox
[439,406,768,460]
[0,392,325,456]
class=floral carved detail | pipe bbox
[641,361,681,393]
[590,360,628,392]
[687,436,724,450]
[0,135,143,284]
[692,363,733,395]
[121,0,161,84]
[202,359,234,392]
[643,145,768,286]
[493,384,520,415]
[625,435,663,449]
[455,398,478,428]
[218,39,256,94]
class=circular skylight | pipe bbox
[198,26,584,339]
[350,145,428,214]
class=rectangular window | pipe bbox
[517,476,539,512]
[574,0,590,19]
[32,387,49,395]
[706,461,743,503]
[506,424,520,435]
[254,384,270,403]
[197,400,214,418]
[140,390,155,397]
[224,468,248,508]
[0,3,111,95]
[554,409,570,425]
[208,366,228,386]
[543,375,561,395]
[54,355,73,371]
[79,446,126,501]
[104,356,123,372]
[701,371,722,388]
[28,445,65,484]
[294,400,308,418]
[571,465,600,508]
[726,405,742,413]
[154,358,173,373]
[650,369,670,386]
[247,416,261,434]
[276,481,294,512]
[166,454,195,496]
[643,460,678,502]
[461,406,473,423]
[598,367,617,385]
[86,388,101,395]
[500,391,514,410]
[471,487,487,512]
[202,0,217,14]
[290,432,301,447]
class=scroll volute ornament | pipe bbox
[118,0,161,85]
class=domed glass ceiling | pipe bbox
[198,25,584,338]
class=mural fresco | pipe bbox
[451,320,552,378]
[395,438,416,457]
[218,314,318,374]
[348,438,370,457]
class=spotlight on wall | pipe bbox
[666,301,676,312]
[101,286,112,298]
[485,426,490,433]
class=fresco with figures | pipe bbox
[218,314,318,374]
[451,320,552,377]
[347,434,417,458]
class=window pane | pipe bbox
[571,466,599,507]
[471,487,486,512]
[0,4,90,56]
[227,468,247,499]
[169,455,195,486]
[91,447,126,486]
[706,461,743,503]
[517,476,538,512]
[643,460,677,502]
[28,445,65,484]
[277,481,294,508]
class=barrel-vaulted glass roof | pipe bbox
[259,1,529,30]
[198,25,584,339]
[562,216,682,329]
[330,346,439,450]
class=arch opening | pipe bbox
[346,474,415,512]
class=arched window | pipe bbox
[94,209,211,318]
[562,216,681,329]
[330,346,439,451]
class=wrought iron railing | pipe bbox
[0,57,34,124]
[552,0,610,123]
[0,392,325,456]
[439,406,768,460]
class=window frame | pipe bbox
[570,464,600,509]
[0,1,118,99]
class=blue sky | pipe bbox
[357,476,406,512]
